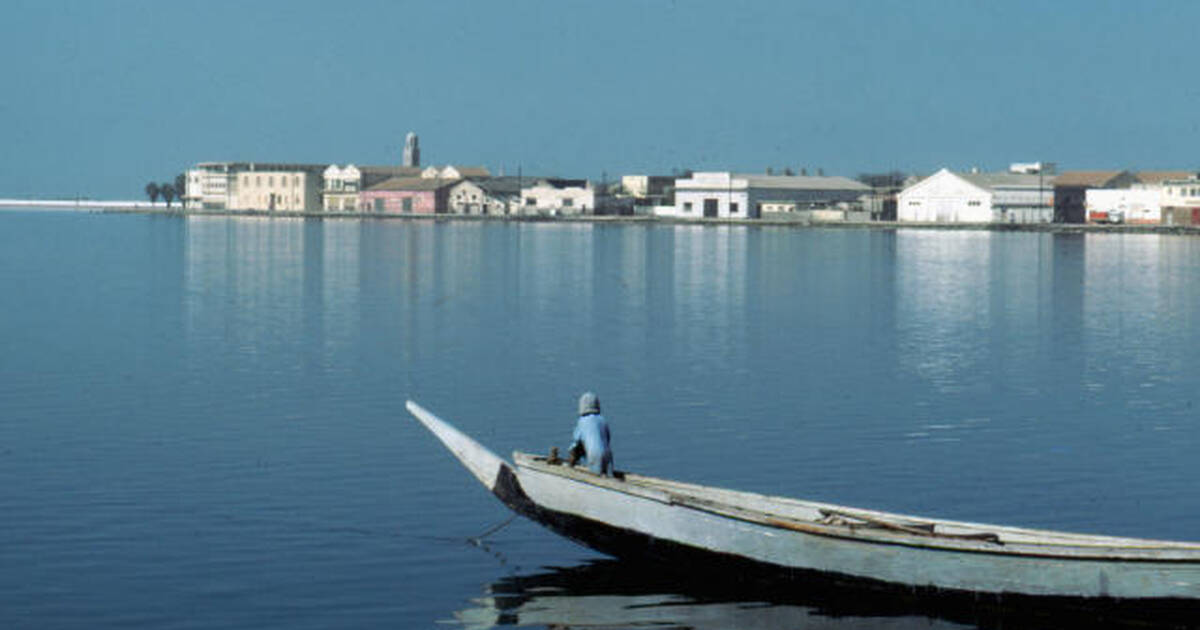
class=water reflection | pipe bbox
[451,560,968,630]
[450,559,1187,630]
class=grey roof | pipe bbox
[744,172,868,190]
[240,162,327,173]
[1052,170,1130,187]
[958,172,1057,190]
[476,176,523,195]
[366,176,458,192]
[738,175,870,191]
[359,166,424,188]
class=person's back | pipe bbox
[570,392,613,476]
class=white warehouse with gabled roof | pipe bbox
[898,167,1056,224]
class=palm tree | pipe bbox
[145,182,160,204]
[161,183,175,208]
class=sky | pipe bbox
[1,0,1197,199]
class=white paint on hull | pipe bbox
[406,401,1200,600]
[407,400,505,490]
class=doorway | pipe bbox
[703,198,718,218]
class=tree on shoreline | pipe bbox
[161,183,175,208]
[174,174,187,208]
[145,182,160,204]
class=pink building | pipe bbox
[360,177,454,214]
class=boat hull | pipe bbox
[408,401,1200,610]
[509,460,1200,599]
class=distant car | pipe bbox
[1108,209,1125,224]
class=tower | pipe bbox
[403,132,420,167]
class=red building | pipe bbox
[360,177,455,214]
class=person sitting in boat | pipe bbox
[567,391,613,476]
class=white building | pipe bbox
[1085,188,1162,224]
[673,172,869,219]
[519,178,595,215]
[897,168,1056,223]
[448,177,521,215]
[1160,175,1200,226]
[322,164,362,212]
[184,162,239,210]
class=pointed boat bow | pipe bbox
[407,400,508,492]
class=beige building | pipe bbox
[230,164,323,212]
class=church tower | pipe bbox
[403,132,420,167]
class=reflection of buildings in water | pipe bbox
[183,216,368,366]
[895,230,994,392]
[183,216,307,355]
[895,231,1059,389]
[318,221,361,360]
[670,225,748,366]
[516,223,595,332]
[1080,234,1198,388]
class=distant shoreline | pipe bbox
[3,199,1199,234]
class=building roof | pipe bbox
[958,171,1056,189]
[1052,170,1129,187]
[739,174,870,191]
[241,162,327,173]
[454,166,492,178]
[366,176,459,192]
[1135,171,1197,184]
[360,165,423,177]
[476,176,524,195]
[529,178,590,189]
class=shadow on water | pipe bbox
[449,558,1200,630]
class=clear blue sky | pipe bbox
[2,0,1197,199]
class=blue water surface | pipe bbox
[2,211,1198,629]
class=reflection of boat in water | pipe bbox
[409,401,1200,622]
[453,560,969,630]
[453,559,1188,630]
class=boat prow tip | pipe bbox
[406,400,508,492]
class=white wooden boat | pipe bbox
[408,400,1200,607]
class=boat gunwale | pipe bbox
[513,452,1200,562]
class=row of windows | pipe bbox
[241,174,302,188]
[1170,187,1200,197]
[681,199,739,213]
[908,200,985,207]
[523,196,582,206]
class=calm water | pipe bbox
[2,211,1199,629]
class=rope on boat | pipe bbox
[468,514,517,546]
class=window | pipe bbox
[402,197,413,212]
[525,197,536,206]
[268,176,274,187]
[373,198,385,212]
[730,202,739,214]
[967,200,981,207]
[683,202,693,212]
[562,198,574,207]
[255,176,262,187]
[909,201,921,206]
